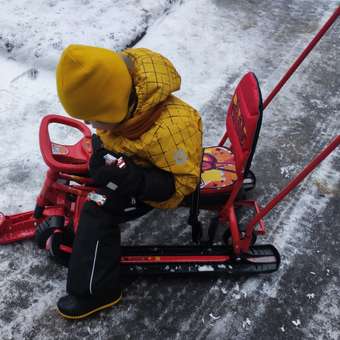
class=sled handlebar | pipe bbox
[263,6,340,110]
[39,114,92,174]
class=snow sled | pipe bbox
[0,7,339,277]
[0,73,281,276]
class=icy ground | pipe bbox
[0,0,339,339]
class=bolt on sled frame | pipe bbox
[0,6,339,277]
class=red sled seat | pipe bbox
[201,146,237,193]
[198,72,263,204]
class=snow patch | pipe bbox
[197,265,214,272]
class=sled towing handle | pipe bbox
[245,136,340,235]
[263,6,340,110]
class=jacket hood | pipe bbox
[122,48,181,115]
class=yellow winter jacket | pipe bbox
[98,48,203,208]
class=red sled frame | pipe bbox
[0,6,339,276]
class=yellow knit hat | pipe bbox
[56,44,132,123]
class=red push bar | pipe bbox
[246,136,340,234]
[263,6,340,110]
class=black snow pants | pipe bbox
[66,194,153,298]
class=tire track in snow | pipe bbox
[247,177,339,339]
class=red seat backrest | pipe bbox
[226,72,263,178]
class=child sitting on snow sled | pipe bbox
[55,44,202,319]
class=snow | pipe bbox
[242,318,251,328]
[0,0,174,69]
[303,278,340,339]
[0,0,339,339]
[292,319,301,327]
[306,293,315,300]
[209,313,221,321]
[197,265,214,272]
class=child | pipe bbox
[56,44,202,319]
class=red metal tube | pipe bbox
[228,205,241,256]
[218,131,229,147]
[263,6,340,110]
[36,169,59,207]
[245,136,340,232]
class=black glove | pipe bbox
[88,135,176,201]
[89,134,122,177]
[91,155,145,197]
